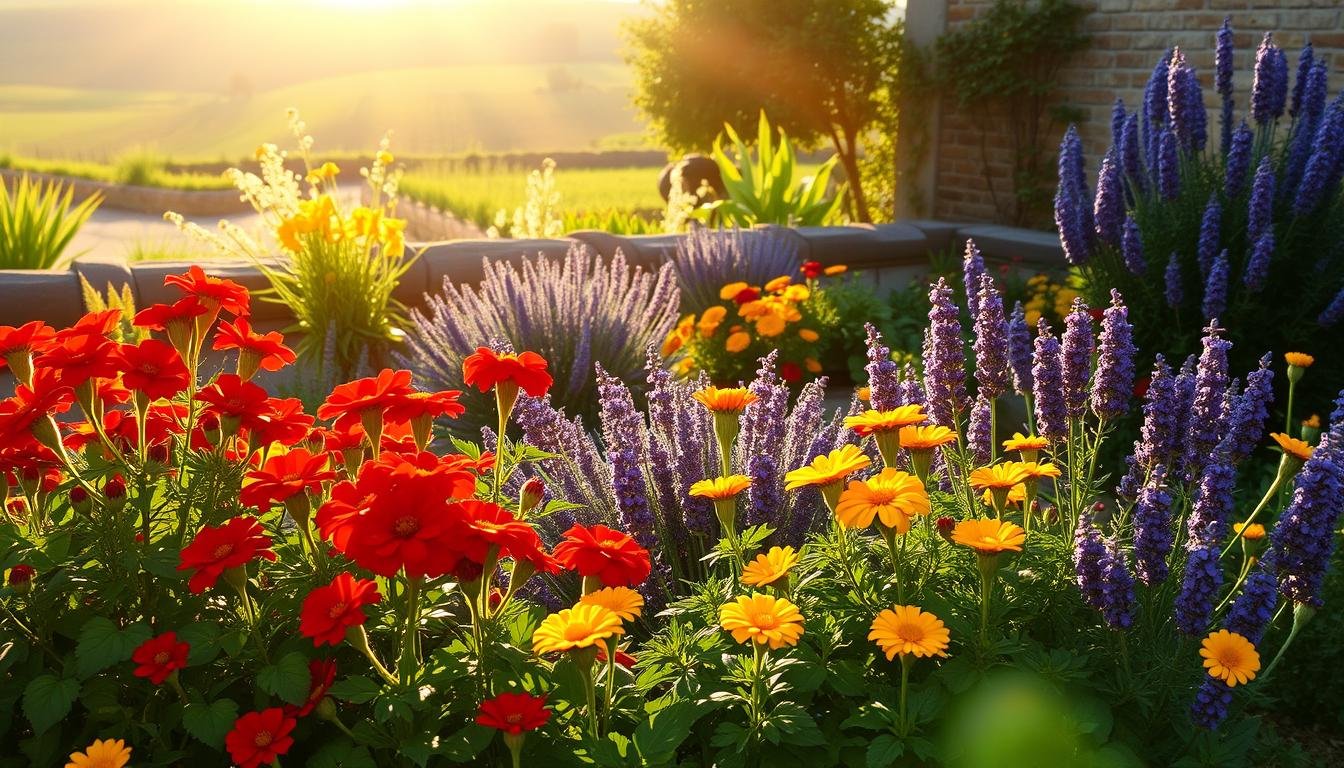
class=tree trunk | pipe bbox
[831,127,872,224]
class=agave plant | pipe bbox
[0,174,101,269]
[401,243,680,429]
[695,111,846,227]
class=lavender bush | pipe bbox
[401,243,680,429]
[672,225,803,314]
[1056,21,1344,403]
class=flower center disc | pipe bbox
[213,543,234,559]
[253,730,273,748]
[393,516,420,537]
[328,601,348,618]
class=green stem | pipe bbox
[898,656,911,736]
[989,397,997,464]
[602,641,617,736]
[1284,379,1297,436]
[1219,464,1289,560]
[399,576,421,687]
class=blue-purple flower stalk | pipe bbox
[1216,18,1234,155]
[1196,196,1222,276]
[972,273,1011,399]
[1216,353,1274,463]
[1167,47,1207,153]
[1243,231,1274,292]
[1091,290,1135,423]
[925,278,968,428]
[1143,51,1171,172]
[968,392,992,467]
[1073,517,1106,611]
[1247,156,1275,245]
[1202,250,1230,320]
[1283,62,1328,193]
[963,239,986,319]
[1006,302,1033,397]
[1293,99,1344,216]
[1223,123,1253,198]
[1099,537,1136,629]
[1190,678,1234,730]
[1121,215,1145,274]
[597,365,658,550]
[1055,126,1092,265]
[1290,42,1315,118]
[1118,355,1179,498]
[1320,288,1344,328]
[1251,32,1288,125]
[864,323,901,412]
[1120,114,1143,193]
[1060,298,1094,420]
[1271,434,1344,606]
[1164,254,1183,308]
[1225,553,1279,644]
[1131,464,1175,585]
[1158,129,1179,199]
[1183,325,1232,479]
[1032,319,1067,441]
[1093,150,1124,246]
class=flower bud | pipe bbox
[104,476,127,511]
[69,485,92,515]
[7,564,35,594]
[519,478,545,515]
[315,696,339,722]
[935,516,955,542]
[5,497,26,523]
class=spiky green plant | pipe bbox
[0,174,101,269]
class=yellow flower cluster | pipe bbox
[275,190,406,258]
[1021,273,1079,327]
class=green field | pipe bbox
[399,162,668,231]
[0,150,233,191]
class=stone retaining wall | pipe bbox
[0,168,251,217]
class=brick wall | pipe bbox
[929,0,1344,225]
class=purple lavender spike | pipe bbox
[1290,42,1315,119]
[1060,298,1094,420]
[1132,464,1175,585]
[1121,215,1145,274]
[1216,18,1235,155]
[1164,254,1184,308]
[1202,250,1230,320]
[1093,149,1124,247]
[1196,196,1222,276]
[1158,128,1179,200]
[1032,319,1067,441]
[1251,33,1288,124]
[1271,434,1344,606]
[1217,353,1274,463]
[1099,537,1136,629]
[1091,290,1135,422]
[972,273,1010,399]
[863,323,901,411]
[1006,302,1033,397]
[1243,231,1274,292]
[968,392,992,467]
[924,278,968,428]
[1223,122,1253,199]
[1319,287,1344,328]
[963,239,986,319]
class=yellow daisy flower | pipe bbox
[719,593,804,650]
[869,605,950,660]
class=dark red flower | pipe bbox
[462,348,552,397]
[7,563,35,588]
[596,644,637,669]
[240,448,335,511]
[131,631,190,684]
[132,296,210,332]
[552,524,651,587]
[801,261,823,279]
[115,339,190,401]
[731,286,760,305]
[779,361,803,382]
[1133,376,1151,399]
[103,475,126,500]
[288,659,337,717]
[317,369,414,430]
[177,516,276,593]
[213,318,295,376]
[225,708,296,768]
[475,692,550,735]
[164,266,250,316]
[299,572,382,647]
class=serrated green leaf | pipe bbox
[866,734,904,768]
[257,651,310,705]
[633,700,698,765]
[75,617,150,678]
[308,739,377,768]
[23,674,79,734]
[327,675,381,704]
[182,698,238,749]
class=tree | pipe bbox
[624,0,903,223]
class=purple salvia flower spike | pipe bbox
[1293,99,1344,216]
[1164,253,1184,308]
[962,239,986,319]
[1290,41,1314,119]
[1158,128,1179,200]
[1251,33,1287,124]
[1093,149,1124,247]
[1271,434,1344,606]
[1223,122,1253,199]
[1121,214,1145,275]
[1243,231,1274,292]
[924,278,968,427]
[1032,318,1067,441]
[898,363,926,408]
[1283,63,1329,194]
[1190,678,1234,730]
[1202,250,1230,320]
[1174,545,1223,635]
[1225,552,1278,644]
[1099,536,1136,629]
[1111,97,1126,149]
[1006,301,1034,397]
[1132,463,1175,585]
[1055,126,1092,265]
[972,273,1011,399]
[968,392,992,467]
[1060,298,1094,420]
[864,323,901,412]
[1167,47,1207,153]
[1118,355,1178,498]
[1073,516,1107,611]
[1196,196,1222,276]
[1143,51,1172,173]
[1216,352,1274,463]
[1247,156,1275,245]
[1120,114,1143,192]
[1091,290,1135,422]
[1216,18,1235,155]
[1183,324,1232,479]
[1319,287,1344,328]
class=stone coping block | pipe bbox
[1,168,249,217]
[955,224,1065,266]
[0,222,1063,329]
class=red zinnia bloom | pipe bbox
[240,448,336,511]
[462,348,552,397]
[288,658,337,717]
[164,265,250,316]
[177,516,276,593]
[115,339,190,401]
[475,692,550,735]
[317,369,415,429]
[0,367,74,446]
[382,389,465,425]
[196,374,269,425]
[454,500,557,571]
[35,332,120,387]
[7,563,35,587]
[132,296,210,332]
[596,644,638,669]
[49,309,121,343]
[801,261,823,279]
[248,398,316,450]
[731,286,760,305]
[225,708,296,768]
[552,524,651,587]
[131,631,190,684]
[299,572,381,647]
[779,361,803,383]
[0,321,55,370]
[213,318,295,374]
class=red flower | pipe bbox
[164,266,250,316]
[240,448,336,511]
[779,361,802,382]
[288,658,337,717]
[35,332,119,387]
[131,631,190,684]
[196,374,269,426]
[801,261,823,279]
[248,398,316,450]
[383,389,465,425]
[177,516,276,593]
[115,339,190,401]
[213,318,295,375]
[552,524,651,587]
[225,708,296,768]
[299,572,382,647]
[475,691,550,735]
[0,321,55,369]
[731,286,760,305]
[596,644,638,669]
[0,367,74,446]
[7,564,35,588]
[462,348,552,397]
[50,309,122,342]
[132,296,210,332]
[317,369,414,429]
[454,500,557,571]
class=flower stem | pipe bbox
[1219,463,1288,560]
[898,655,912,736]
[398,576,421,687]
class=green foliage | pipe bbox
[623,0,903,221]
[0,153,231,191]
[694,112,845,228]
[933,0,1090,226]
[78,275,145,343]
[0,174,101,269]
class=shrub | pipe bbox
[671,226,803,316]
[167,110,412,383]
[1057,22,1344,405]
[401,244,679,429]
[0,174,101,270]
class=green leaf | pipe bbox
[770,702,825,747]
[23,674,79,734]
[433,723,494,761]
[633,700,699,765]
[307,738,377,768]
[75,617,151,678]
[176,621,221,666]
[866,734,904,768]
[328,675,382,704]
[182,698,238,749]
[257,651,310,705]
